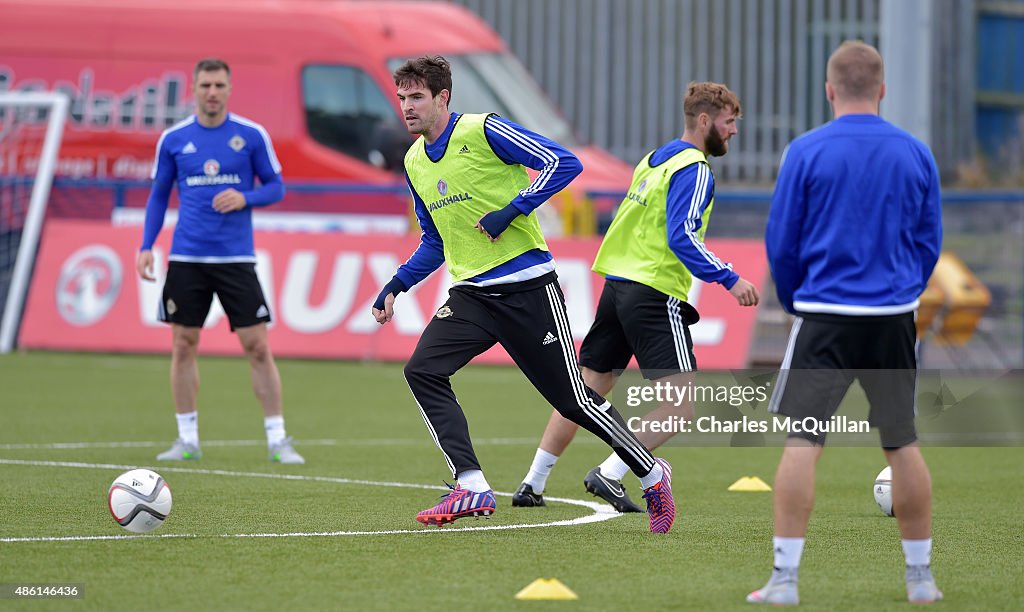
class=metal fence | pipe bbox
[450,0,977,183]
[728,195,1024,369]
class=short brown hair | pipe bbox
[393,55,452,98]
[194,58,230,79]
[826,40,883,101]
[683,82,741,130]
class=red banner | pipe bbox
[20,220,767,368]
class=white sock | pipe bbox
[457,469,491,493]
[264,415,286,447]
[522,449,559,493]
[598,453,630,481]
[176,411,199,447]
[902,538,932,567]
[773,536,806,569]
[639,462,664,489]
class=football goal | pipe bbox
[0,91,70,353]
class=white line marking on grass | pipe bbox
[1,533,198,543]
[0,439,339,450]
[0,459,622,543]
[0,437,601,450]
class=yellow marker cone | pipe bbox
[728,476,772,492]
[514,578,579,600]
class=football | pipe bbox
[873,465,894,517]
[107,469,173,533]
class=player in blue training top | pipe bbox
[371,56,675,532]
[747,41,943,606]
[136,58,303,465]
[512,82,761,513]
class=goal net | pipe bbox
[0,92,69,353]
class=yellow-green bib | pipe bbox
[592,145,712,302]
[404,113,548,281]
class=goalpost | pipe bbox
[0,91,70,353]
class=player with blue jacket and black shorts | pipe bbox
[137,58,303,465]
[747,41,943,606]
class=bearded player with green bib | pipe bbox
[371,56,675,532]
[513,82,760,512]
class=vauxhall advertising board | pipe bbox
[19,220,767,368]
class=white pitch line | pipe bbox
[0,439,341,450]
[1,533,198,543]
[0,436,594,450]
[0,458,622,543]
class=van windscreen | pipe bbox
[303,64,412,173]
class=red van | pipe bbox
[0,0,631,230]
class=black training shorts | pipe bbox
[159,261,271,331]
[768,312,919,447]
[579,279,699,379]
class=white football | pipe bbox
[873,465,894,517]
[108,469,172,533]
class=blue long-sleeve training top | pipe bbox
[766,114,942,315]
[141,113,285,263]
[395,112,583,289]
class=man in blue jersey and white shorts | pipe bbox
[371,56,674,531]
[137,58,303,465]
[746,41,942,605]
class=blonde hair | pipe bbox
[826,40,884,101]
[683,82,741,130]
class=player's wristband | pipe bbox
[373,276,408,310]
[477,203,521,238]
